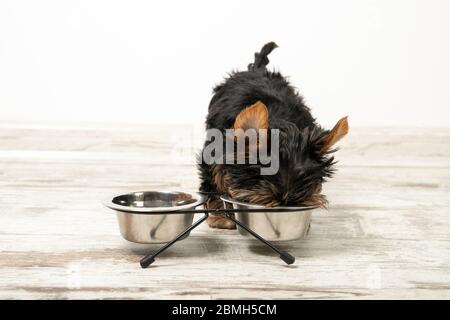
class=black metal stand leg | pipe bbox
[140,213,209,268]
[224,213,295,265]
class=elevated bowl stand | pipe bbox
[139,205,313,268]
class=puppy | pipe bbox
[198,42,348,229]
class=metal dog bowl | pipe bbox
[104,191,207,244]
[221,195,313,241]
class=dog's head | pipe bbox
[214,101,348,207]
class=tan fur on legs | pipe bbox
[206,165,237,229]
[207,214,236,229]
[205,196,236,229]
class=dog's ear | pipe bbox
[233,101,269,130]
[321,116,349,153]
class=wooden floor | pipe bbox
[0,123,449,299]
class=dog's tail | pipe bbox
[248,42,278,71]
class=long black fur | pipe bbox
[198,42,336,207]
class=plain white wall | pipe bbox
[1,0,449,127]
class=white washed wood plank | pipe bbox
[0,124,449,299]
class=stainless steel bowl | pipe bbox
[221,195,313,241]
[104,191,206,244]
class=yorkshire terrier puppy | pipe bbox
[198,42,348,229]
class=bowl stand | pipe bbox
[139,211,297,268]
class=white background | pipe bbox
[1,0,449,127]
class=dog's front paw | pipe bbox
[207,215,236,229]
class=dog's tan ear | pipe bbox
[233,101,269,130]
[321,116,349,153]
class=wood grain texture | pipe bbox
[0,123,449,299]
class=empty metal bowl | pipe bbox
[221,195,313,241]
[104,191,206,244]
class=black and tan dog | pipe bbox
[198,42,348,229]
